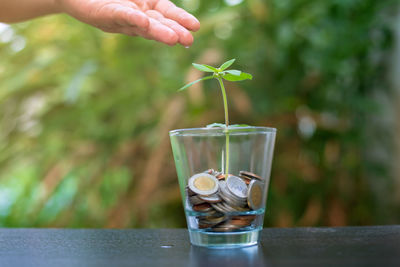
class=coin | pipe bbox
[219,181,247,207]
[199,209,218,217]
[239,171,263,181]
[189,195,206,205]
[193,203,213,212]
[226,175,248,199]
[232,215,256,221]
[197,216,226,229]
[228,218,253,227]
[198,216,218,224]
[204,215,226,224]
[198,217,219,229]
[212,227,236,232]
[243,180,251,185]
[220,202,241,213]
[188,173,219,196]
[186,186,197,197]
[198,193,222,203]
[212,222,240,232]
[198,223,212,229]
[229,205,251,212]
[216,174,226,180]
[189,169,265,233]
[238,175,252,185]
[211,227,232,232]
[211,202,230,213]
[214,171,223,177]
[247,180,263,210]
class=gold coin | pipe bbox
[247,180,263,210]
[188,173,219,195]
[194,176,215,191]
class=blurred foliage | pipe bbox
[0,0,399,228]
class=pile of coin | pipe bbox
[186,169,264,231]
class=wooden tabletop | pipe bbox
[0,226,399,266]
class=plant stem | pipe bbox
[217,77,229,127]
[217,77,230,175]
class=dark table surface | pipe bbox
[0,226,399,267]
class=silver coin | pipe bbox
[189,195,206,205]
[198,220,217,227]
[198,193,222,203]
[231,206,251,212]
[211,203,229,213]
[218,185,239,206]
[220,202,239,212]
[188,173,219,196]
[198,216,226,227]
[226,176,248,199]
[219,181,238,200]
[198,209,217,217]
[204,215,226,224]
[224,203,249,212]
[219,181,247,207]
[247,179,263,210]
[217,202,232,213]
[186,186,197,197]
[218,182,237,204]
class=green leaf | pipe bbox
[192,63,215,72]
[222,72,253,81]
[224,70,241,76]
[202,64,219,72]
[219,59,236,71]
[178,75,214,91]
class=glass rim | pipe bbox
[169,126,277,136]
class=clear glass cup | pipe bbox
[170,126,276,248]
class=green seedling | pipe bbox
[179,59,253,175]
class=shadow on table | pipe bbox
[189,245,268,267]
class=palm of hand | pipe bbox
[63,0,200,46]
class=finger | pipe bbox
[135,17,178,45]
[101,26,155,41]
[119,27,139,37]
[129,27,154,40]
[111,6,149,29]
[145,10,193,46]
[98,25,139,36]
[154,0,200,31]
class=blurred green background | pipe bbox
[1,0,400,228]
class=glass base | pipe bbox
[189,229,260,248]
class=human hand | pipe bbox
[56,0,200,46]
